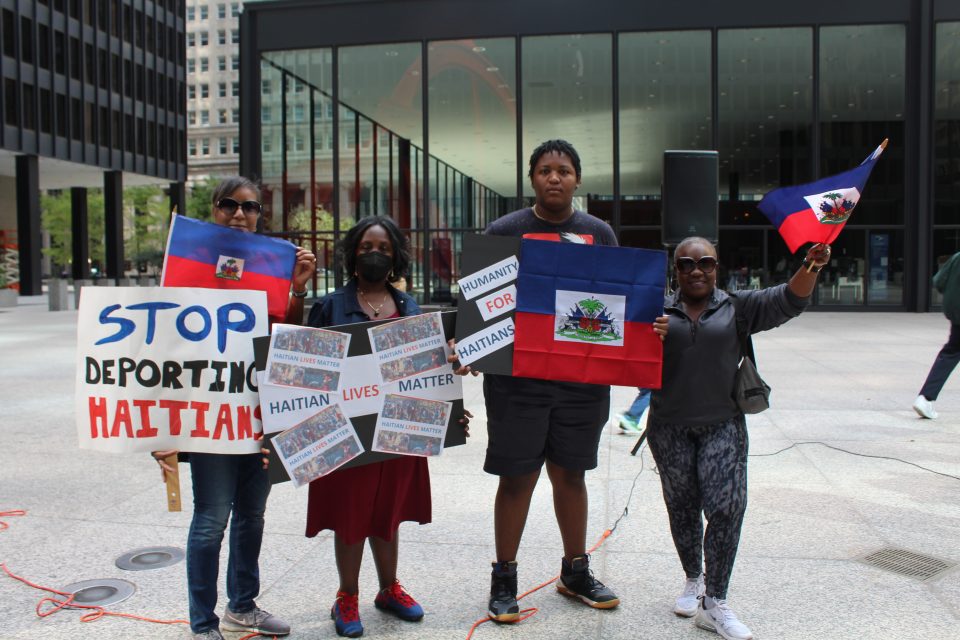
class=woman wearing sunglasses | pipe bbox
[648,236,829,640]
[155,176,316,639]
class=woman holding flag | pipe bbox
[649,236,829,640]
[154,176,316,639]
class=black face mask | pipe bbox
[356,251,392,283]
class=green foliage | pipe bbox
[41,190,106,274]
[125,185,169,272]
[187,177,221,221]
[287,204,353,234]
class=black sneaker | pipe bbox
[488,560,520,622]
[556,554,620,609]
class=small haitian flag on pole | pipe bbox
[512,239,666,387]
[161,214,296,323]
[758,139,887,253]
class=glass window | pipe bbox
[199,5,207,20]
[187,32,195,47]
[200,57,208,72]
[218,56,226,71]
[218,30,226,45]
[186,6,194,21]
[199,31,208,46]
[188,110,195,125]
[201,138,209,154]
[932,22,960,305]
[231,29,239,44]
[231,82,239,97]
[200,83,209,98]
[429,38,517,213]
[232,3,240,18]
[218,82,226,97]
[219,137,227,153]
[200,109,208,124]
[187,84,196,99]
[188,138,196,155]
[232,107,239,122]
[218,108,227,123]
[231,56,239,70]
[522,34,613,200]
[718,27,813,288]
[819,24,905,306]
[217,4,226,19]
[619,30,711,231]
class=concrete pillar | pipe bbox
[104,171,124,280]
[71,187,91,280]
[48,278,70,311]
[15,155,42,295]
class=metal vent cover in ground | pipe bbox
[115,546,184,571]
[856,547,957,582]
[60,578,136,607]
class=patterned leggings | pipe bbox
[646,415,748,599]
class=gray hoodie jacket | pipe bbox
[651,284,809,426]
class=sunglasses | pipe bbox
[675,256,718,274]
[216,197,262,216]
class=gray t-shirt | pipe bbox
[484,208,618,246]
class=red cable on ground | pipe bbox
[0,509,26,531]
[464,529,614,640]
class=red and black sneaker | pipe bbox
[374,580,424,621]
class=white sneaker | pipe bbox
[913,395,938,419]
[673,575,704,617]
[695,598,753,640]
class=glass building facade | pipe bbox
[240,0,960,310]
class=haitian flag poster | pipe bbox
[512,239,666,387]
[758,139,887,253]
[161,215,296,322]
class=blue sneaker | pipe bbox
[374,581,424,621]
[331,591,363,637]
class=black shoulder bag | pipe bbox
[730,294,771,414]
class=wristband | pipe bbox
[802,259,823,273]
[291,289,308,298]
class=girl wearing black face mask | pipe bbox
[304,216,437,638]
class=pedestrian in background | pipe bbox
[913,250,960,419]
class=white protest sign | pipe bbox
[458,255,518,300]
[259,354,461,434]
[76,287,268,454]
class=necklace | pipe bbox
[533,203,573,223]
[358,288,388,317]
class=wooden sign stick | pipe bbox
[163,454,182,512]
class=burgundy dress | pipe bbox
[305,310,432,544]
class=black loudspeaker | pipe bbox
[661,150,719,245]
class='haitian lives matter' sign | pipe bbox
[76,287,269,454]
[255,311,466,484]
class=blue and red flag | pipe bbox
[512,239,665,387]
[758,139,887,253]
[161,215,296,322]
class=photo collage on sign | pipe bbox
[261,312,459,485]
[368,313,448,384]
[265,324,350,393]
[273,404,363,488]
[372,393,452,457]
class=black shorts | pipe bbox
[483,374,610,476]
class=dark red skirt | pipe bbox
[305,456,431,545]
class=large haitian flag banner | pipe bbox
[512,240,666,387]
[161,215,296,323]
[758,139,886,253]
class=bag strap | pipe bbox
[730,293,757,365]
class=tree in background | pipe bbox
[126,185,170,275]
[41,190,105,276]
[186,177,220,221]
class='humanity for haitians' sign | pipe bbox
[76,287,269,454]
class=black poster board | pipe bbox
[254,310,466,485]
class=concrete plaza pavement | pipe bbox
[1,294,959,639]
